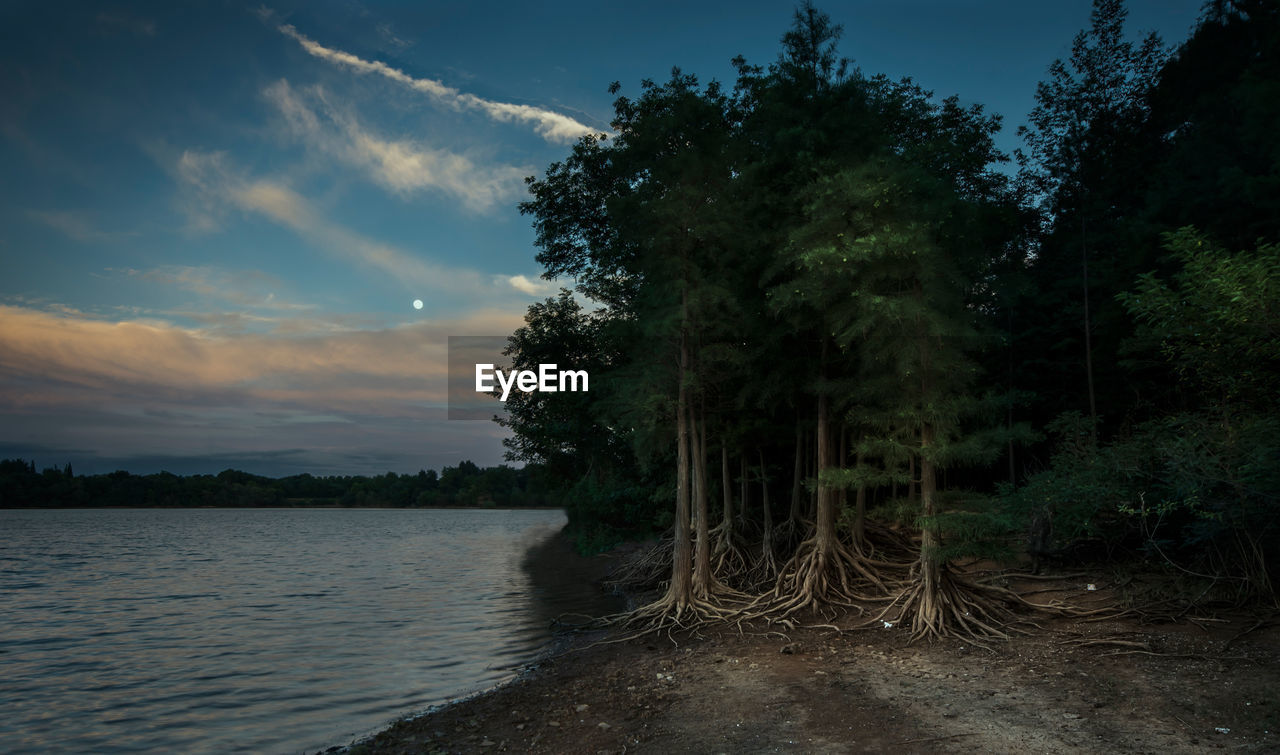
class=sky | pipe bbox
[0,0,1206,477]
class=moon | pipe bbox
[412,299,423,310]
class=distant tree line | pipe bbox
[0,458,552,509]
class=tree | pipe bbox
[1143,1,1280,250]
[518,67,747,624]
[1121,229,1280,413]
[786,158,1027,642]
[1017,0,1167,437]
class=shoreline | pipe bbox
[325,568,1279,754]
[314,531,632,754]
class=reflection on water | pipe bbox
[0,508,619,753]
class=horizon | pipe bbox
[1,454,518,480]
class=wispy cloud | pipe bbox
[276,23,604,144]
[27,209,137,243]
[375,22,411,50]
[174,149,550,300]
[132,265,316,313]
[176,150,483,294]
[265,80,527,212]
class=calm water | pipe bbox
[0,508,614,753]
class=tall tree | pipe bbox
[1017,0,1167,436]
[1143,0,1280,249]
[520,69,744,625]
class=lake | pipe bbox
[0,508,618,753]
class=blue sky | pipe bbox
[0,0,1205,477]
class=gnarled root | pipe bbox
[865,565,1036,648]
[851,520,918,563]
[757,534,895,621]
[774,516,810,556]
[595,583,748,642]
[710,519,751,588]
[745,536,782,590]
[604,536,673,593]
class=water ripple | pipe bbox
[0,507,616,754]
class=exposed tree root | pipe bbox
[977,571,1089,583]
[1056,632,1251,661]
[592,584,749,642]
[757,534,898,620]
[709,519,752,588]
[845,529,915,576]
[864,565,1038,648]
[604,536,673,593]
[773,515,811,556]
[693,550,755,605]
[1224,614,1279,648]
[851,520,918,564]
[745,535,782,591]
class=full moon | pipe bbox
[412,299,423,310]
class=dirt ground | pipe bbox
[324,542,1280,754]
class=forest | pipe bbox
[497,0,1279,641]
[0,458,550,509]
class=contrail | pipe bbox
[278,24,605,144]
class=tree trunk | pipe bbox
[908,454,917,505]
[789,423,803,524]
[1007,306,1017,487]
[815,382,835,552]
[693,407,714,597]
[668,324,693,608]
[852,446,866,548]
[1082,215,1098,442]
[916,276,943,620]
[721,444,732,527]
[838,425,848,512]
[758,447,773,544]
[808,430,818,519]
[918,422,941,596]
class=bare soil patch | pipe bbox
[334,576,1278,754]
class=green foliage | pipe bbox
[1120,229,1280,411]
[502,2,1279,600]
[1100,417,1279,604]
[1000,414,1133,547]
[1144,1,1280,249]
[857,490,1017,563]
[923,492,1020,563]
[558,474,667,554]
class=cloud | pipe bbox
[27,210,136,243]
[506,274,556,297]
[375,22,411,50]
[0,303,525,416]
[276,23,604,144]
[264,80,527,211]
[175,149,495,296]
[132,265,316,314]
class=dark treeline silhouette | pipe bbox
[501,0,1279,638]
[0,458,551,509]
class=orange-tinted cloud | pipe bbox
[0,304,524,416]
